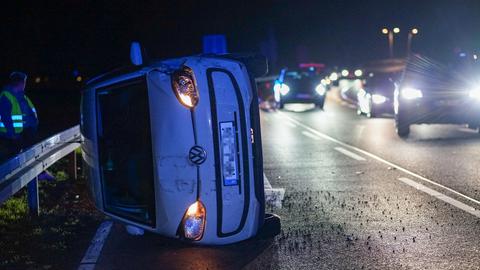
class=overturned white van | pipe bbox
[80,50,280,245]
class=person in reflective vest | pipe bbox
[0,72,38,159]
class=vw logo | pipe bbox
[189,146,207,165]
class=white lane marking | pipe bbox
[458,127,478,134]
[78,221,113,270]
[334,147,366,161]
[286,121,297,128]
[301,131,320,140]
[264,173,285,209]
[264,173,272,189]
[277,111,480,206]
[399,177,480,218]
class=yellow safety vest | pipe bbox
[0,91,37,134]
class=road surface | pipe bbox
[91,95,480,269]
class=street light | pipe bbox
[381,27,400,58]
[407,28,419,55]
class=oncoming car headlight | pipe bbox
[315,84,327,95]
[181,201,206,241]
[274,83,290,96]
[172,66,199,108]
[401,87,423,100]
[371,94,387,104]
[468,89,480,99]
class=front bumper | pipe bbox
[398,98,480,125]
[280,92,325,104]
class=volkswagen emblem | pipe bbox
[189,145,207,165]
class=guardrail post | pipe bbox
[67,151,78,180]
[27,177,40,216]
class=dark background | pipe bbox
[1,0,479,136]
[2,0,480,78]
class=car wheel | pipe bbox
[315,102,324,110]
[278,102,284,109]
[395,118,410,137]
[257,213,281,239]
[356,108,362,115]
[367,100,376,118]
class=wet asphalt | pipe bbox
[93,95,480,270]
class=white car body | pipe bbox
[81,55,268,244]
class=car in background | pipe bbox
[273,68,327,109]
[394,54,480,137]
[357,73,397,117]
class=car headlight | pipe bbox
[469,89,480,99]
[274,83,290,96]
[172,66,199,108]
[371,94,387,104]
[181,201,206,241]
[315,84,326,95]
[401,87,423,99]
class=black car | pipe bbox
[394,54,480,137]
[357,73,396,117]
[274,68,326,109]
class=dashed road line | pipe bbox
[399,177,480,218]
[278,111,480,207]
[78,221,113,270]
[264,173,285,208]
[334,147,366,161]
[301,131,320,140]
[286,121,297,128]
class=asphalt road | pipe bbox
[92,94,480,269]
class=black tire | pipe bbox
[367,101,376,118]
[356,108,362,115]
[257,213,281,239]
[395,118,410,137]
[278,102,284,109]
[315,102,324,110]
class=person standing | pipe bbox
[0,72,38,160]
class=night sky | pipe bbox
[2,0,480,80]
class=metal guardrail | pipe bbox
[0,125,81,214]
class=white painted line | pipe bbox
[458,127,478,134]
[263,173,272,189]
[399,177,480,218]
[264,173,285,208]
[278,111,480,206]
[301,131,320,140]
[286,121,297,128]
[78,221,113,270]
[334,147,366,161]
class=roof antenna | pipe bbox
[130,41,143,66]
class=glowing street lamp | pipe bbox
[382,27,400,58]
[407,27,419,55]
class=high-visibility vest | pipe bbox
[0,91,37,135]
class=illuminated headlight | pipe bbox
[401,87,423,99]
[354,69,363,77]
[315,84,327,95]
[181,201,206,240]
[274,83,290,96]
[371,94,387,104]
[172,66,199,108]
[469,89,480,99]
